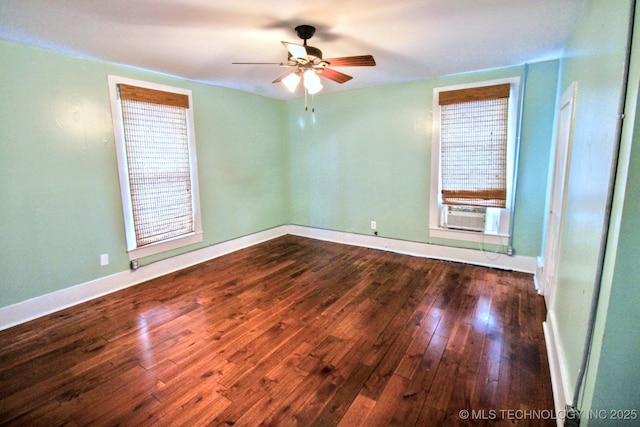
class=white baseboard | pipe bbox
[0,226,289,331]
[288,225,537,273]
[0,225,537,331]
[543,310,572,426]
[534,256,544,294]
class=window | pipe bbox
[108,76,202,260]
[429,78,520,244]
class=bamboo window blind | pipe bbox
[118,84,194,247]
[439,83,510,208]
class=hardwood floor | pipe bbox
[0,235,555,426]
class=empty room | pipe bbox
[1,1,639,426]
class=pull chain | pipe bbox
[303,89,316,112]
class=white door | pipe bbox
[542,82,577,306]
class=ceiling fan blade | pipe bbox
[232,62,282,65]
[324,55,376,67]
[272,69,297,84]
[319,68,353,84]
[281,41,308,60]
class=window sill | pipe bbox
[429,227,510,246]
[127,231,203,261]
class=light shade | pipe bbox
[303,70,322,95]
[282,72,301,92]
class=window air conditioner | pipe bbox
[442,205,486,232]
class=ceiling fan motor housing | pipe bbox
[295,25,316,41]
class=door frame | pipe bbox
[541,81,577,307]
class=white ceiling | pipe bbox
[0,0,584,100]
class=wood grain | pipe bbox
[0,235,554,426]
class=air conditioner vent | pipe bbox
[443,205,486,232]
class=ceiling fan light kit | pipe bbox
[281,71,301,92]
[303,69,322,94]
[233,24,376,107]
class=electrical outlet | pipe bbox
[100,254,109,266]
[371,221,377,230]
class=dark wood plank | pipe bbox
[0,235,555,426]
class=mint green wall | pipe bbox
[547,0,632,402]
[580,2,640,422]
[0,40,287,308]
[286,81,434,241]
[585,81,640,425]
[286,62,559,256]
[514,60,561,256]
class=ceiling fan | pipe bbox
[233,25,376,95]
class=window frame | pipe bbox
[429,77,520,245]
[108,75,203,260]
